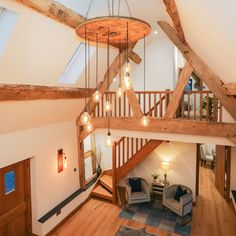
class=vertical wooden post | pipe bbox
[165,89,170,110]
[225,146,231,201]
[77,125,85,189]
[112,142,117,204]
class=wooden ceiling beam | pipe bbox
[0,84,94,101]
[163,0,186,44]
[15,0,141,64]
[15,0,85,28]
[158,21,236,121]
[222,83,236,96]
[91,117,236,138]
[165,62,193,118]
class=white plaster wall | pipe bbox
[118,142,197,201]
[0,121,92,236]
[131,38,175,91]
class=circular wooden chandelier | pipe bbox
[75,16,151,49]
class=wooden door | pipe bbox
[0,159,32,236]
[215,146,231,200]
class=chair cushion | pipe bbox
[131,191,148,200]
[164,198,181,212]
[205,154,214,161]
[129,178,142,193]
[174,185,187,201]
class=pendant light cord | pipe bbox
[96,32,98,89]
[107,28,110,132]
[85,0,93,18]
[84,27,87,111]
[144,34,146,114]
[88,39,90,97]
[126,22,129,63]
[107,0,111,16]
[125,0,132,17]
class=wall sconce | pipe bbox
[58,149,68,173]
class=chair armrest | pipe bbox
[163,185,177,199]
[141,179,150,194]
[125,183,132,200]
[180,193,192,206]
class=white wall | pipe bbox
[118,141,197,201]
[131,38,175,91]
[0,121,93,236]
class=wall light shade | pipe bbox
[63,155,68,169]
[92,90,102,102]
[80,111,91,125]
[140,115,150,127]
[105,101,112,112]
[161,161,170,173]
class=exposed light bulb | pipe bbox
[85,121,94,132]
[125,61,131,73]
[106,132,112,147]
[92,90,102,103]
[122,73,132,90]
[105,101,112,112]
[140,115,150,127]
[63,156,68,169]
[116,86,124,98]
[80,112,91,125]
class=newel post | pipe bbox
[112,141,117,203]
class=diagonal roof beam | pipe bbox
[158,21,236,121]
[165,62,193,118]
[14,0,141,64]
[163,0,186,44]
[126,88,143,118]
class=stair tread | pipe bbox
[100,175,113,191]
[92,185,113,200]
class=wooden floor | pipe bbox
[191,166,236,236]
[52,167,236,236]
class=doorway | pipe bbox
[0,159,32,235]
[196,143,231,200]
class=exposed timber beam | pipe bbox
[15,0,85,28]
[165,62,193,118]
[76,42,137,125]
[126,88,143,118]
[91,117,236,138]
[158,21,236,121]
[15,0,141,64]
[222,83,236,96]
[0,84,94,101]
[163,0,186,44]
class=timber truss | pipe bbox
[15,0,236,190]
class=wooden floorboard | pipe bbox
[52,167,236,236]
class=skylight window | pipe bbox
[0,7,18,59]
[59,43,96,85]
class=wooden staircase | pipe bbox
[92,173,113,202]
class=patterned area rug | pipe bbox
[119,200,191,236]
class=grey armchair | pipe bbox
[125,177,151,205]
[163,184,192,225]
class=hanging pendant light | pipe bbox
[122,22,132,90]
[85,121,94,132]
[116,52,124,98]
[92,32,102,103]
[140,34,150,127]
[80,26,91,125]
[106,130,112,147]
[105,28,112,112]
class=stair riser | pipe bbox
[92,192,112,201]
[99,180,113,193]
